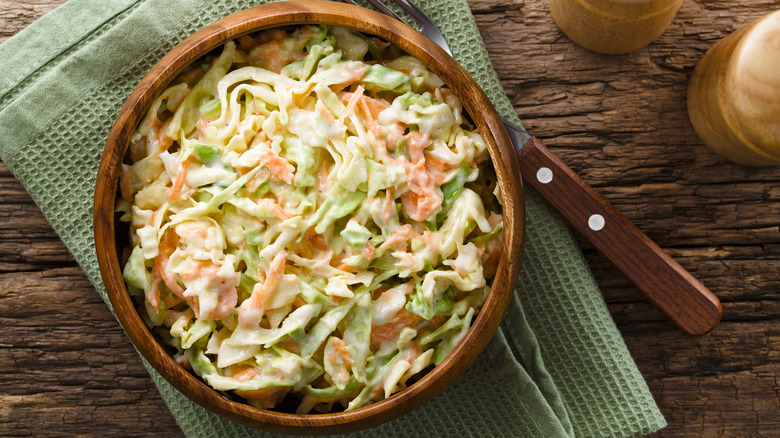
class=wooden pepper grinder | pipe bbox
[688,10,780,166]
[548,0,684,54]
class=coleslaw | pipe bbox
[118,24,504,413]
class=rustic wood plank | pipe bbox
[1,0,779,436]
[0,267,183,437]
[624,321,780,437]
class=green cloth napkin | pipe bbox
[0,0,666,436]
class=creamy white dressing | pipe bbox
[121,25,503,414]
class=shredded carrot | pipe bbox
[329,337,355,367]
[150,117,173,154]
[329,67,368,92]
[337,85,365,125]
[256,198,290,221]
[404,341,422,363]
[405,131,430,163]
[401,159,442,222]
[168,160,188,201]
[257,143,295,184]
[361,241,376,260]
[340,92,390,137]
[317,100,337,125]
[147,268,162,311]
[430,315,447,328]
[306,231,330,252]
[176,353,191,370]
[237,34,257,52]
[238,250,287,328]
[248,35,306,73]
[154,230,185,299]
[177,257,238,320]
[277,338,301,353]
[382,189,395,224]
[483,238,502,279]
[292,296,307,308]
[260,28,288,44]
[331,251,349,270]
[230,364,260,382]
[370,308,422,349]
[435,86,454,101]
[292,81,317,107]
[362,95,390,119]
[425,153,458,173]
[378,224,415,251]
[358,96,377,134]
[229,364,292,402]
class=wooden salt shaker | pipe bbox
[688,10,780,166]
[548,0,683,54]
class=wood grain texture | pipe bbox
[2,0,779,436]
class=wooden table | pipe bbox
[2,0,778,436]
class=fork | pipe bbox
[341,0,721,335]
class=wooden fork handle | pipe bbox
[517,137,722,335]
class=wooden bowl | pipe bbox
[93,0,524,434]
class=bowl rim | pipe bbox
[93,0,525,434]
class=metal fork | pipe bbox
[340,0,721,335]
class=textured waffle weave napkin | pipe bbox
[0,0,666,436]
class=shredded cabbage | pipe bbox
[120,25,504,413]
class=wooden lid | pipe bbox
[725,10,780,159]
